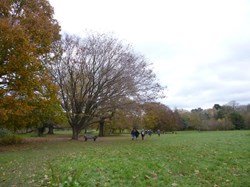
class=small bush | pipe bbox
[0,135,23,145]
[0,128,12,137]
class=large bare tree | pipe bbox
[50,33,164,140]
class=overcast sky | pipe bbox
[49,0,250,110]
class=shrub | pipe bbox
[0,128,12,137]
[0,135,23,145]
[0,128,23,145]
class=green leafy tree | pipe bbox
[213,104,221,110]
[230,112,245,130]
[0,0,61,131]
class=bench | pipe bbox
[84,134,97,141]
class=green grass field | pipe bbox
[0,131,249,187]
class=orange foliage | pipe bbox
[0,0,61,130]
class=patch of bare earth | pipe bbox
[0,135,129,152]
[23,134,72,143]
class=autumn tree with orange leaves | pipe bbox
[0,0,61,131]
[142,102,180,132]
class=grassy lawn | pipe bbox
[0,131,249,187]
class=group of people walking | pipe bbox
[131,128,161,140]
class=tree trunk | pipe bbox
[99,119,105,137]
[72,126,81,140]
[37,126,45,137]
[47,124,54,134]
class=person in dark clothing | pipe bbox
[148,129,152,136]
[131,128,136,140]
[131,128,140,140]
[135,129,140,140]
[157,129,161,136]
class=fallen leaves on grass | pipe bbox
[194,170,199,174]
[172,182,178,186]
